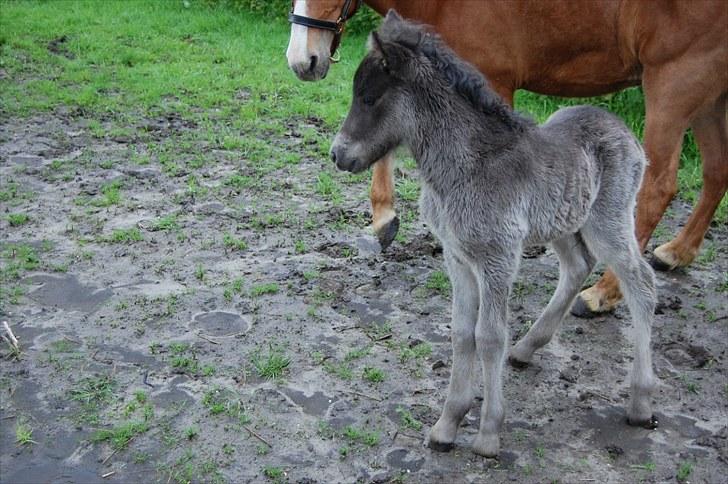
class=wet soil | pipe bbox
[1,114,726,483]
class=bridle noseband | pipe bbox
[288,0,363,61]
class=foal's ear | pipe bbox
[369,31,415,77]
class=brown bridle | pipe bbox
[288,0,363,60]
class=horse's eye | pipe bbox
[362,95,376,106]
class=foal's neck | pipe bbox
[409,88,523,189]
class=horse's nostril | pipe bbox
[309,55,318,73]
[331,148,337,164]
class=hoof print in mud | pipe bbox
[627,414,659,430]
[376,216,400,251]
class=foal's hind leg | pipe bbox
[428,251,479,451]
[510,235,595,366]
[582,227,657,425]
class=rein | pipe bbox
[288,0,362,61]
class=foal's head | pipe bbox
[330,10,434,173]
[331,10,515,173]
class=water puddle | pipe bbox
[191,311,250,336]
[282,388,334,417]
[25,273,112,313]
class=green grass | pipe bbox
[251,344,290,379]
[15,420,37,446]
[7,213,30,226]
[1,0,722,224]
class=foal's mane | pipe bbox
[379,15,528,132]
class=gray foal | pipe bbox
[331,10,656,457]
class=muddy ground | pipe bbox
[0,113,726,484]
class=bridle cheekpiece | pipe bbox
[288,0,363,61]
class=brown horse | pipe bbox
[286,0,727,317]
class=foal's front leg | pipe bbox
[428,251,479,451]
[471,254,518,457]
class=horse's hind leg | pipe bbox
[509,234,595,366]
[370,152,399,250]
[582,227,657,425]
[428,250,479,451]
[653,95,728,270]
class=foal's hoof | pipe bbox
[471,434,500,458]
[375,216,400,251]
[507,355,530,369]
[427,439,455,452]
[627,414,659,430]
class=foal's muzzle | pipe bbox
[330,135,367,173]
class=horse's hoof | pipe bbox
[427,439,455,452]
[649,255,674,272]
[376,216,399,251]
[627,414,658,430]
[508,355,529,369]
[570,296,602,319]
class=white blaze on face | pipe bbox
[286,0,310,69]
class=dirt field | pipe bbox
[0,109,726,484]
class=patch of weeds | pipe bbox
[223,277,245,301]
[92,421,150,451]
[194,263,205,281]
[294,239,306,254]
[399,341,432,363]
[344,345,371,362]
[302,270,319,282]
[316,172,342,203]
[90,180,122,207]
[262,466,285,481]
[395,406,423,431]
[151,214,179,231]
[343,425,381,447]
[7,213,30,226]
[106,227,143,244]
[69,375,115,423]
[717,272,728,293]
[362,366,386,383]
[251,344,290,379]
[676,461,693,482]
[323,361,353,380]
[679,374,700,395]
[250,282,279,297]
[223,174,254,193]
[223,232,248,251]
[15,419,37,446]
[1,244,40,280]
[185,425,199,440]
[396,177,420,202]
[201,387,250,423]
[425,270,450,296]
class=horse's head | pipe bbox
[331,10,426,173]
[287,0,361,81]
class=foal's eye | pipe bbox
[362,94,376,106]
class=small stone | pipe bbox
[431,360,446,370]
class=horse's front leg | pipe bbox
[370,152,399,249]
[471,253,518,457]
[428,250,479,451]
